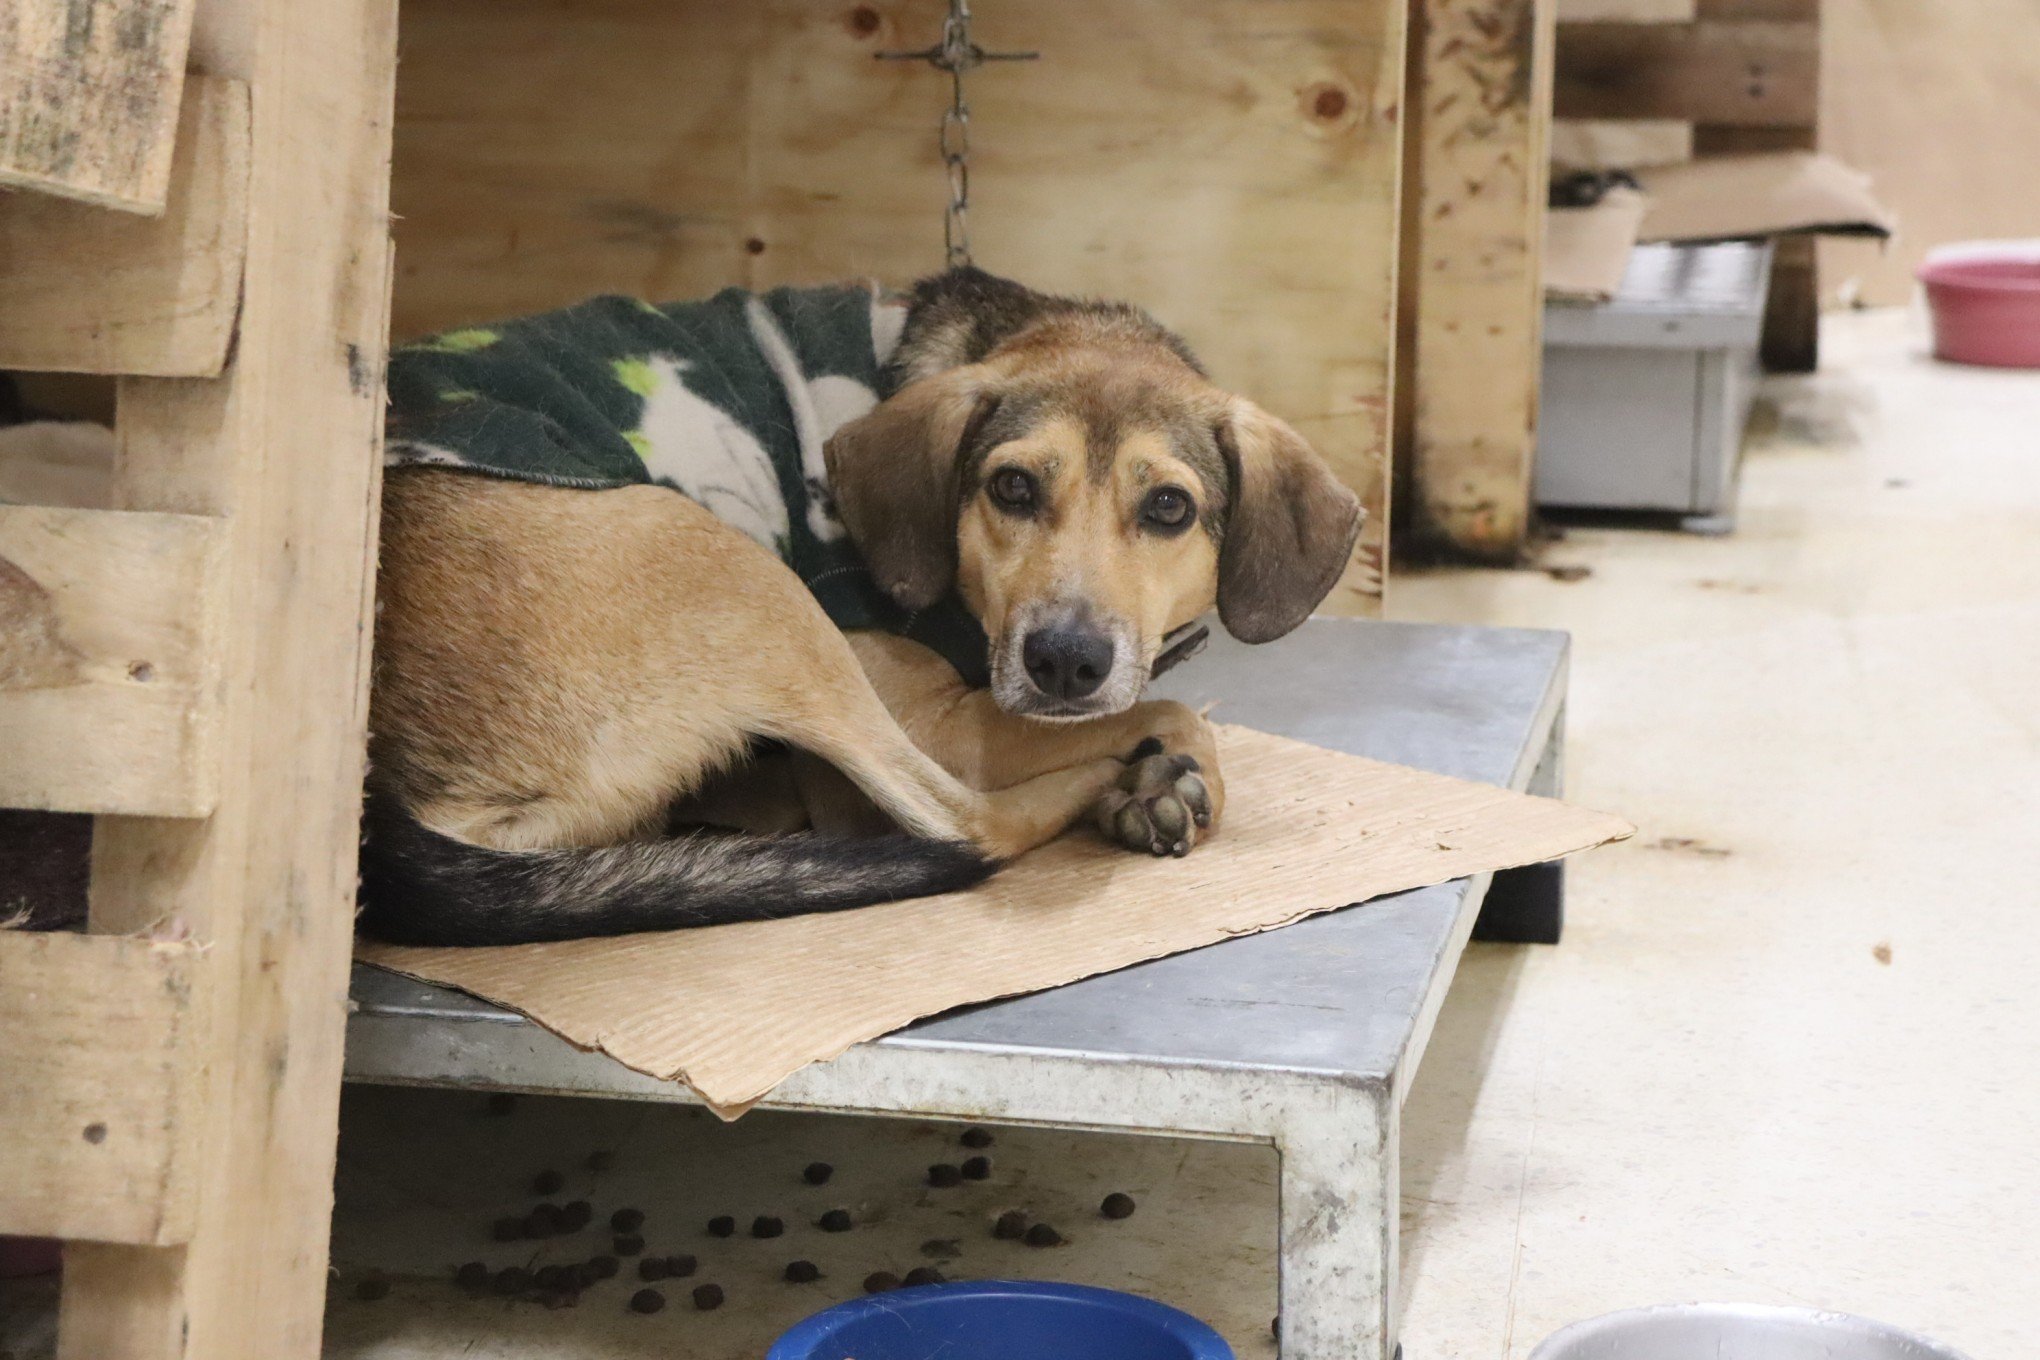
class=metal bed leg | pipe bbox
[1474,702,1568,945]
[1276,1085,1396,1360]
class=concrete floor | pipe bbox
[1390,307,2039,1360]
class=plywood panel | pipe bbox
[0,503,221,815]
[0,0,198,211]
[0,931,205,1244]
[389,0,1404,611]
[1400,0,1557,559]
[0,74,249,376]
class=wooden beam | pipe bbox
[58,0,399,1355]
[1554,20,1817,126]
[0,0,199,211]
[0,932,205,1244]
[0,505,223,816]
[1399,0,1559,560]
[0,74,250,376]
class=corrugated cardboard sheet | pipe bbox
[1546,187,1650,302]
[358,725,1633,1116]
[1637,151,1896,243]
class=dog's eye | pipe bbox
[988,467,1037,512]
[1142,486,1194,530]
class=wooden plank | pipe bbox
[0,0,199,211]
[1558,0,1692,17]
[1554,20,1817,126]
[1399,0,1558,559]
[387,0,1404,613]
[1695,0,1817,18]
[0,932,205,1244]
[0,73,250,376]
[0,504,222,815]
[59,0,399,1351]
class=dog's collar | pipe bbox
[1150,621,1210,680]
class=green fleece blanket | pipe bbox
[383,284,989,686]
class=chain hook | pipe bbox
[875,0,1038,270]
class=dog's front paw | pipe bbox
[1093,739,1214,858]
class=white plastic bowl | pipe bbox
[1529,1303,1973,1360]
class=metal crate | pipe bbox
[1536,241,1774,528]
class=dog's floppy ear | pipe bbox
[825,364,1001,611]
[1214,399,1365,644]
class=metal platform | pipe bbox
[344,617,1569,1360]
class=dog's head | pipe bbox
[825,270,1364,719]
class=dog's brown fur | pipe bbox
[362,269,1362,944]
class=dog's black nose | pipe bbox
[1022,627,1115,701]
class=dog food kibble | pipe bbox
[531,1168,565,1196]
[863,1271,902,1294]
[992,1210,1029,1240]
[587,1254,620,1280]
[927,1163,964,1188]
[961,1156,992,1180]
[628,1288,665,1315]
[455,1262,490,1290]
[610,1207,645,1234]
[903,1266,946,1287]
[783,1259,822,1283]
[1023,1223,1063,1248]
[353,1273,390,1302]
[637,1256,668,1282]
[486,1092,518,1116]
[491,1215,524,1242]
[960,1127,995,1149]
[524,1203,564,1238]
[751,1215,785,1239]
[706,1215,736,1237]
[613,1233,645,1256]
[534,1265,570,1292]
[493,1266,532,1295]
[573,1262,603,1289]
[666,1254,698,1278]
[817,1209,854,1232]
[586,1150,616,1173]
[560,1200,593,1231]
[691,1283,726,1311]
[1100,1192,1138,1220]
[802,1161,834,1185]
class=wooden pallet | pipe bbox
[1554,0,1823,372]
[1399,0,1821,560]
[0,0,397,1353]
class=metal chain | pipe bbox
[878,0,1037,270]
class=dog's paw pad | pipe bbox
[1093,751,1212,858]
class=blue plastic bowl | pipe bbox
[767,1280,1234,1360]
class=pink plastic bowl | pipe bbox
[1917,245,2040,368]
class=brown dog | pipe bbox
[359,269,1361,944]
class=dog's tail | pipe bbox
[356,794,996,946]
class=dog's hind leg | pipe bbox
[758,645,1124,862]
